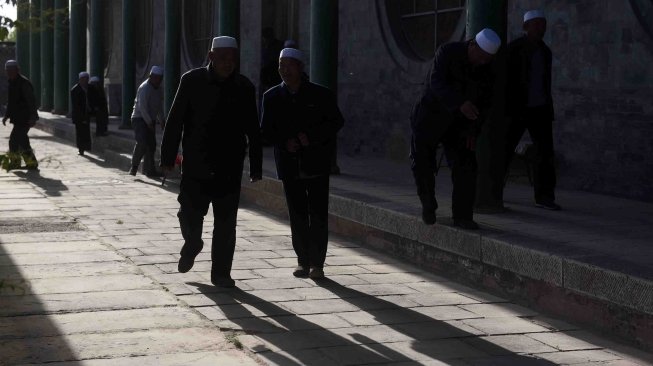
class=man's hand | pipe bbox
[460,101,479,120]
[161,165,175,174]
[297,132,309,147]
[286,138,300,153]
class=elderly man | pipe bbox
[89,76,109,137]
[130,66,164,177]
[410,28,501,230]
[70,71,93,156]
[505,10,560,211]
[261,48,344,279]
[161,36,262,288]
[3,60,38,169]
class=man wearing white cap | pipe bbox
[410,28,501,230]
[505,10,560,210]
[261,48,344,279]
[88,76,109,137]
[70,71,93,155]
[129,65,164,177]
[161,36,262,288]
[3,60,39,169]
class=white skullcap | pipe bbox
[90,76,100,83]
[279,48,304,63]
[475,28,501,55]
[79,71,90,79]
[4,59,18,69]
[212,36,238,49]
[150,65,164,76]
[524,10,545,23]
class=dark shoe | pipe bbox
[293,266,309,278]
[78,150,84,156]
[453,219,479,230]
[309,267,325,279]
[422,208,436,225]
[177,255,196,273]
[211,276,236,288]
[145,171,164,178]
[129,166,138,176]
[26,164,39,171]
[535,200,562,211]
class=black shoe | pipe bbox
[78,150,84,156]
[145,171,164,178]
[26,164,39,171]
[129,166,138,176]
[177,255,196,273]
[535,200,562,211]
[293,266,309,278]
[453,219,479,230]
[309,267,325,279]
[422,208,436,225]
[211,276,236,288]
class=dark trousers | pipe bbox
[505,106,556,203]
[131,117,156,174]
[9,123,37,166]
[282,176,330,269]
[411,128,478,221]
[94,112,108,135]
[177,175,242,279]
[74,120,92,152]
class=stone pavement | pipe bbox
[1,123,652,364]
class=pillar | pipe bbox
[16,0,30,76]
[218,0,239,39]
[40,0,54,110]
[29,0,41,106]
[120,0,134,129]
[89,0,103,84]
[309,0,338,92]
[69,0,86,94]
[164,0,180,118]
[53,0,68,114]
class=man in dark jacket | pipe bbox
[3,60,38,170]
[410,29,501,230]
[261,48,344,279]
[505,10,560,210]
[70,72,92,155]
[161,36,262,288]
[89,76,109,137]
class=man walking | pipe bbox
[2,60,38,169]
[505,10,561,210]
[410,29,501,230]
[261,48,344,279]
[89,76,109,137]
[70,72,93,156]
[130,66,164,177]
[161,36,262,288]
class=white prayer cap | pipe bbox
[4,59,18,69]
[279,48,304,63]
[90,76,100,83]
[475,28,501,55]
[211,36,238,49]
[78,71,90,79]
[150,65,164,76]
[524,10,545,23]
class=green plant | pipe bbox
[0,152,21,171]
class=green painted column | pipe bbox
[89,0,103,84]
[16,0,30,76]
[40,0,54,111]
[120,0,134,129]
[53,0,68,114]
[29,0,41,107]
[164,0,180,118]
[69,0,86,97]
[218,0,239,39]
[466,0,508,212]
[310,0,338,92]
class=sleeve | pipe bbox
[260,92,285,147]
[428,45,465,113]
[136,85,153,125]
[305,89,344,145]
[243,84,262,179]
[160,75,189,167]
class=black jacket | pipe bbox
[261,81,344,180]
[410,41,494,141]
[88,84,109,115]
[161,66,262,181]
[506,36,554,120]
[70,84,90,124]
[6,74,38,125]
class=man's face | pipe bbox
[209,48,237,79]
[468,43,494,66]
[278,57,303,85]
[5,66,18,80]
[524,18,547,40]
[149,74,163,88]
[79,77,89,87]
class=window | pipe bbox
[134,0,153,69]
[385,0,466,61]
[183,0,215,67]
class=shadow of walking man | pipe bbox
[13,170,68,197]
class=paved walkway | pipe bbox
[0,124,651,364]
